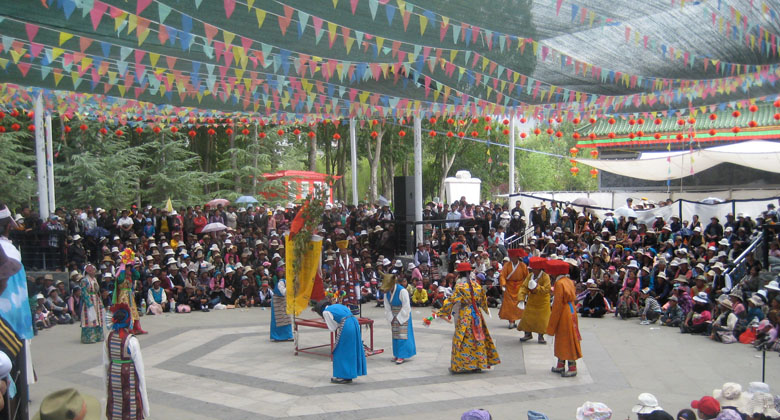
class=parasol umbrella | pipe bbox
[700,197,724,204]
[614,207,638,218]
[85,226,110,238]
[201,222,227,233]
[235,196,258,205]
[571,197,599,207]
[206,198,230,208]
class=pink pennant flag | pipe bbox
[25,23,39,42]
[278,5,294,36]
[136,0,153,15]
[90,1,109,31]
[204,23,219,44]
[555,0,563,15]
[350,0,359,14]
[224,0,236,19]
[29,42,43,59]
[17,62,31,77]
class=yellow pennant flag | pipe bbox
[59,32,73,46]
[165,198,174,212]
[285,234,323,316]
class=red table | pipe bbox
[294,317,383,360]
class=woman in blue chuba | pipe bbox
[313,299,367,384]
[381,273,416,364]
[270,266,293,341]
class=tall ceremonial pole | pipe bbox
[34,93,49,220]
[46,113,56,214]
[349,118,359,206]
[508,115,516,196]
[413,116,423,243]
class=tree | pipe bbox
[0,114,36,210]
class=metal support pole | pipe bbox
[349,118,359,206]
[508,115,516,197]
[34,94,49,220]
[413,116,423,243]
[45,113,56,213]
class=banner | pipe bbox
[285,234,323,316]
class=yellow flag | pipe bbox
[285,234,323,316]
[165,198,174,212]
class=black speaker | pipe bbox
[393,176,415,221]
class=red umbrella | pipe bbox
[206,198,230,208]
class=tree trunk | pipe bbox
[308,131,317,171]
[367,129,383,204]
[439,142,457,204]
[252,123,259,194]
[338,138,347,201]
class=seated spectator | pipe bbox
[580,280,607,318]
[411,282,428,306]
[681,292,712,334]
[67,286,83,322]
[711,296,738,343]
[34,294,52,329]
[258,281,272,307]
[146,278,167,315]
[46,286,73,324]
[616,288,638,320]
[660,296,684,327]
[639,288,662,325]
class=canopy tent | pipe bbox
[574,140,780,181]
[1,0,780,121]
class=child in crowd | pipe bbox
[639,288,662,325]
[616,288,639,320]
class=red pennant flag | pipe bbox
[25,23,39,42]
[224,0,236,19]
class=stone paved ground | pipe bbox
[30,304,780,419]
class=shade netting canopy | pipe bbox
[574,140,780,180]
[1,0,780,120]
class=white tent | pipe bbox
[575,141,780,181]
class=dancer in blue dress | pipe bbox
[313,300,367,384]
[382,273,416,364]
[270,278,293,341]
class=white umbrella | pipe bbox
[614,207,638,218]
[571,197,598,207]
[700,197,724,204]
[201,222,227,233]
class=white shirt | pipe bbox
[103,334,150,418]
[383,284,411,325]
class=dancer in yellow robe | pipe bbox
[498,248,528,329]
[517,256,551,343]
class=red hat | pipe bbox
[691,396,720,417]
[456,262,473,272]
[508,248,527,258]
[528,257,546,270]
[545,259,570,276]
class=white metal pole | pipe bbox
[45,113,56,213]
[413,116,423,243]
[508,115,516,197]
[349,118,359,206]
[34,94,49,220]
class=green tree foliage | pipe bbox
[0,113,36,210]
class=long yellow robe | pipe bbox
[498,261,528,322]
[546,276,583,361]
[517,272,551,334]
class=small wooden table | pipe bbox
[294,317,383,359]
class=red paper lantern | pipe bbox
[654,133,662,139]
[259,132,267,139]
[688,117,696,124]
[447,131,455,137]
[171,126,178,133]
[774,113,780,121]
[27,111,34,118]
[749,104,758,112]
[306,131,314,138]
[447,118,455,125]
[520,117,527,123]
[458,131,465,137]
[292,129,300,135]
[570,166,580,176]
[371,131,378,138]
[572,117,580,124]
[277,129,285,136]
[569,147,578,156]
[555,131,563,138]
[115,129,124,136]
[471,130,479,137]
[774,100,780,108]
[188,130,197,138]
[677,119,685,126]
[484,125,491,131]
[484,116,492,122]
[372,119,378,125]
[0,111,4,119]
[588,133,596,140]
[570,160,577,166]
[0,127,5,133]
[225,128,234,135]
[628,119,636,125]
[520,132,527,139]
[64,125,72,133]
[732,110,741,118]
[732,126,740,133]
[429,117,437,124]
[607,132,615,139]
[589,117,597,124]
[429,130,436,137]
[608,118,615,125]
[709,114,717,121]
[207,118,215,124]
[590,149,599,158]
[471,118,480,124]
[708,129,717,136]
[153,126,161,133]
[637,118,645,125]
[501,128,509,135]
[676,133,684,140]
[590,168,598,178]
[135,127,143,134]
[208,128,216,136]
[502,119,510,125]
[628,133,635,139]
[99,127,107,135]
[333,133,341,140]
[749,120,758,128]
[79,124,87,132]
[10,110,18,118]
[637,131,644,137]
[572,132,580,139]
[546,128,553,135]
[398,130,406,137]
[241,118,248,123]
[654,118,662,125]
[534,128,541,135]
[27,125,35,132]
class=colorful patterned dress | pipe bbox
[270,279,293,341]
[332,255,360,314]
[80,274,105,343]
[113,269,140,321]
[103,330,149,419]
[437,280,500,372]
